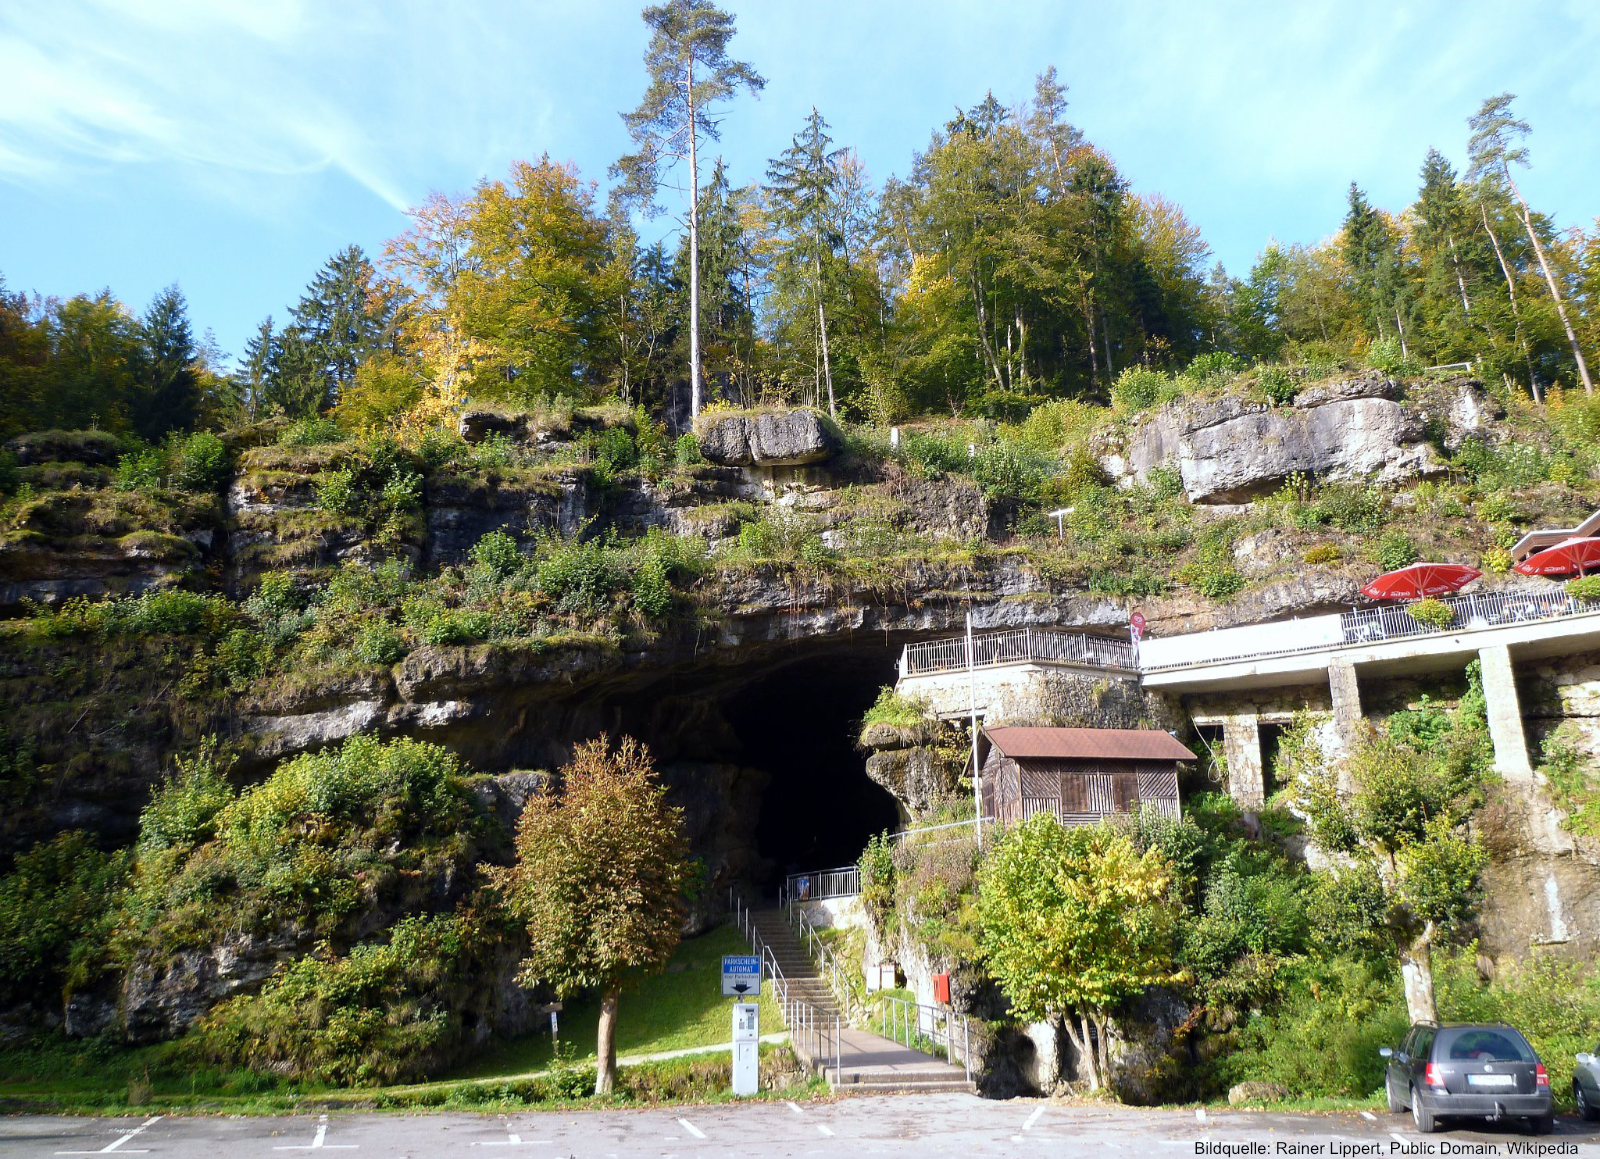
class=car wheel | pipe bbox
[1527,1112,1554,1136]
[1578,1082,1600,1123]
[1386,1076,1404,1114]
[1411,1088,1437,1134]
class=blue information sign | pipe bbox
[721,954,761,997]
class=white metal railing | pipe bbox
[781,865,859,903]
[869,993,973,1083]
[729,888,841,1082]
[899,628,1136,678]
[783,897,863,1020]
[885,817,980,844]
[1143,589,1598,673]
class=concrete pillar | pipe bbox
[1328,657,1364,753]
[1479,644,1533,781]
[1222,716,1265,808]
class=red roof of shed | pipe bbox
[983,726,1194,762]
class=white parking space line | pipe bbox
[1023,1105,1045,1130]
[1361,1112,1378,1122]
[1390,1133,1410,1146]
[817,1125,835,1137]
[787,1100,804,1113]
[273,1114,357,1151]
[677,1117,707,1140]
[55,1115,164,1155]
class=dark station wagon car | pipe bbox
[1382,1022,1554,1134]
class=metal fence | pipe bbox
[884,817,980,845]
[781,865,860,903]
[900,628,1137,678]
[1143,588,1597,673]
[869,993,973,1083]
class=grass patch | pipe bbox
[446,923,784,1080]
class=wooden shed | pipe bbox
[979,726,1192,827]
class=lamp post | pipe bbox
[966,610,982,848]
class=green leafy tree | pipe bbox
[612,0,764,419]
[1296,725,1488,1023]
[492,735,690,1095]
[975,815,1184,1090]
[1468,93,1594,394]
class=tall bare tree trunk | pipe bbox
[685,54,703,419]
[1482,203,1542,402]
[595,986,621,1095]
[1505,174,1594,395]
[1447,234,1472,316]
[1400,927,1439,1024]
[815,255,835,417]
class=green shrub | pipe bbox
[673,432,704,468]
[470,530,523,581]
[1539,732,1600,838]
[1482,546,1514,574]
[1182,351,1243,384]
[1372,531,1418,571]
[1183,562,1246,600]
[278,416,345,447]
[1567,575,1600,602]
[971,440,1050,502]
[535,536,625,616]
[1111,365,1174,412]
[1406,598,1454,629]
[381,469,423,512]
[0,450,18,497]
[0,832,130,1002]
[1365,336,1421,377]
[1146,464,1184,500]
[354,622,405,665]
[171,432,228,492]
[630,555,672,618]
[1303,544,1343,565]
[139,746,235,856]
[1257,365,1296,405]
[115,445,165,491]
[196,911,501,1085]
[316,467,357,514]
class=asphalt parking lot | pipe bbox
[3,1094,1598,1158]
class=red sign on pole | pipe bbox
[1130,611,1146,641]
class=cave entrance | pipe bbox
[726,653,901,887]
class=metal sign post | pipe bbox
[967,610,982,848]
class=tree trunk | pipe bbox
[595,986,621,1095]
[1481,203,1541,402]
[1094,1012,1112,1092]
[1062,1010,1100,1090]
[1506,173,1594,395]
[685,54,703,418]
[1400,926,1439,1024]
[1395,306,1409,359]
[1447,234,1472,316]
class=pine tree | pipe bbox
[1468,93,1593,394]
[766,108,847,415]
[288,245,395,407]
[611,0,764,420]
[131,284,200,440]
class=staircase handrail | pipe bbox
[784,896,864,1020]
[869,991,973,1083]
[729,889,788,1009]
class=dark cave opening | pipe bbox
[601,645,903,899]
[725,653,902,885]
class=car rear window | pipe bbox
[1438,1028,1534,1062]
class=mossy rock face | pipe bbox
[19,463,115,490]
[5,430,125,467]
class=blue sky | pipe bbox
[2,0,1597,364]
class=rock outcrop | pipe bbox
[1100,374,1492,503]
[696,409,840,467]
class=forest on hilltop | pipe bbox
[1,45,1597,444]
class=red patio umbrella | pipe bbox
[1360,562,1483,601]
[1514,536,1600,577]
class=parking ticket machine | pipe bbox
[732,1002,759,1095]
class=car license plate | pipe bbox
[1467,1074,1516,1088]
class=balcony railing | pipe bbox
[781,865,860,903]
[900,628,1136,678]
[1143,589,1598,673]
